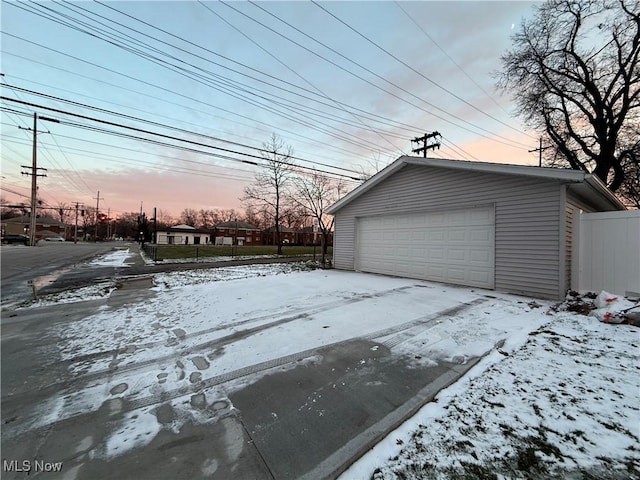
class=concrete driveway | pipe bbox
[2,260,537,479]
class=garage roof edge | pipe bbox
[326,156,626,214]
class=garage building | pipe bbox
[326,157,626,299]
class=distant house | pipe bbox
[264,226,298,245]
[156,224,210,245]
[297,226,333,246]
[1,216,67,239]
[213,221,262,246]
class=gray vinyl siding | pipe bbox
[333,165,563,299]
[564,190,599,292]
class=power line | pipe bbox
[203,0,407,156]
[215,0,528,150]
[393,1,513,118]
[1,101,364,186]
[0,96,364,181]
[15,1,402,155]
[1,62,375,164]
[311,0,534,141]
[12,1,530,153]
[3,84,367,175]
[14,2,384,154]
[0,30,388,160]
[2,135,258,183]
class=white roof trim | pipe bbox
[327,156,625,214]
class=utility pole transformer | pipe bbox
[412,131,441,158]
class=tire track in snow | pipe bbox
[5,297,489,440]
[26,285,420,397]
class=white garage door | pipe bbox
[356,206,494,288]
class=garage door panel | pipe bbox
[448,248,467,261]
[448,267,467,282]
[411,230,426,241]
[428,247,445,260]
[469,248,492,264]
[356,207,494,289]
[397,230,411,242]
[447,229,467,242]
[428,229,446,241]
[470,227,491,242]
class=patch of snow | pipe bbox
[23,282,117,308]
[89,249,134,267]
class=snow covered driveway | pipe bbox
[12,264,545,464]
[5,262,559,479]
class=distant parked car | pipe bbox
[1,233,29,245]
[44,236,65,242]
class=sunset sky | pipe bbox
[1,1,540,220]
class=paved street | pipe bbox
[1,242,119,307]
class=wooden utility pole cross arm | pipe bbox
[411,131,442,158]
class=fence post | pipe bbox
[196,246,199,262]
[571,210,581,292]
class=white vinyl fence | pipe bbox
[572,210,640,297]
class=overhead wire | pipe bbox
[3,84,370,174]
[3,135,256,183]
[16,1,401,156]
[1,101,363,183]
[202,0,407,156]
[1,61,374,164]
[1,32,380,162]
[311,0,534,141]
[0,97,363,180]
[393,1,513,118]
[86,1,527,152]
[223,0,524,151]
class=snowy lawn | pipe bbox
[345,294,640,480]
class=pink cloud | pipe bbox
[41,167,249,219]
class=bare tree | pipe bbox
[619,154,640,208]
[156,209,176,229]
[356,153,389,181]
[498,0,639,193]
[198,209,218,229]
[81,206,96,240]
[180,208,199,227]
[280,202,307,230]
[243,206,264,228]
[56,202,72,224]
[242,134,295,254]
[292,172,344,265]
[0,197,21,219]
[217,208,240,223]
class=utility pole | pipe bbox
[20,112,58,246]
[529,138,551,167]
[106,208,111,239]
[93,191,104,242]
[412,131,441,158]
[73,202,83,244]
